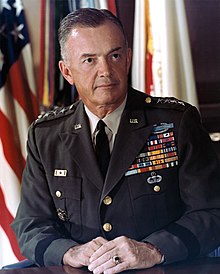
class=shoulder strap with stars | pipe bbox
[144,95,191,111]
[33,103,77,126]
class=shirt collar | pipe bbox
[84,96,127,136]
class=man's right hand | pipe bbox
[63,236,108,267]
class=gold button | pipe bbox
[153,185,161,192]
[103,223,112,232]
[145,97,152,104]
[56,190,62,198]
[103,196,112,205]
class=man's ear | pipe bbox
[58,60,74,85]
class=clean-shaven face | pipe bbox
[59,21,131,114]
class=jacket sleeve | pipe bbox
[11,124,77,266]
[143,106,220,264]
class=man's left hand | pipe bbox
[88,236,163,274]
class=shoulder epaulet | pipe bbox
[33,103,77,126]
[144,95,190,111]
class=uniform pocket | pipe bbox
[128,169,182,237]
[47,175,82,237]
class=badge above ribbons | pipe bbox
[125,122,178,176]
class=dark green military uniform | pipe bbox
[12,88,220,266]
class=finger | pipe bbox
[89,240,115,262]
[95,236,109,245]
[89,254,127,274]
[89,239,103,251]
[89,257,112,274]
[86,237,108,257]
[92,237,108,247]
[63,245,90,267]
[103,262,129,274]
[88,250,113,271]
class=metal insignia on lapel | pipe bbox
[147,172,162,184]
[54,169,67,177]
[74,123,82,129]
[130,118,138,124]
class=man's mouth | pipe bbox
[95,82,118,89]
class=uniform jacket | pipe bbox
[12,88,220,266]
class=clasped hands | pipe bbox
[63,236,163,274]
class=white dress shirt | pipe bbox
[84,97,127,153]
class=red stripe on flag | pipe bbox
[0,0,39,266]
[0,110,25,182]
[0,186,25,261]
[108,0,117,15]
[8,61,39,122]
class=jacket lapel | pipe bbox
[102,107,153,199]
[59,90,154,195]
[59,102,103,190]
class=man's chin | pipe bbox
[95,85,116,93]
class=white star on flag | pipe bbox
[1,0,11,12]
[13,0,23,17]
[10,24,24,42]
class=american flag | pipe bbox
[0,0,39,267]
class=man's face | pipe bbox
[59,22,132,113]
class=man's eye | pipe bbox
[84,58,94,64]
[112,53,120,60]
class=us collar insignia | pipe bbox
[130,118,139,124]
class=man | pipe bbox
[12,8,220,274]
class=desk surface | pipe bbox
[1,258,220,274]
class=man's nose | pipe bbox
[97,59,112,77]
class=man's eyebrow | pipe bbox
[80,53,96,59]
[108,47,122,54]
[80,47,123,59]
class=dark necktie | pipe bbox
[95,120,110,178]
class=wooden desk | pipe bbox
[1,258,220,274]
